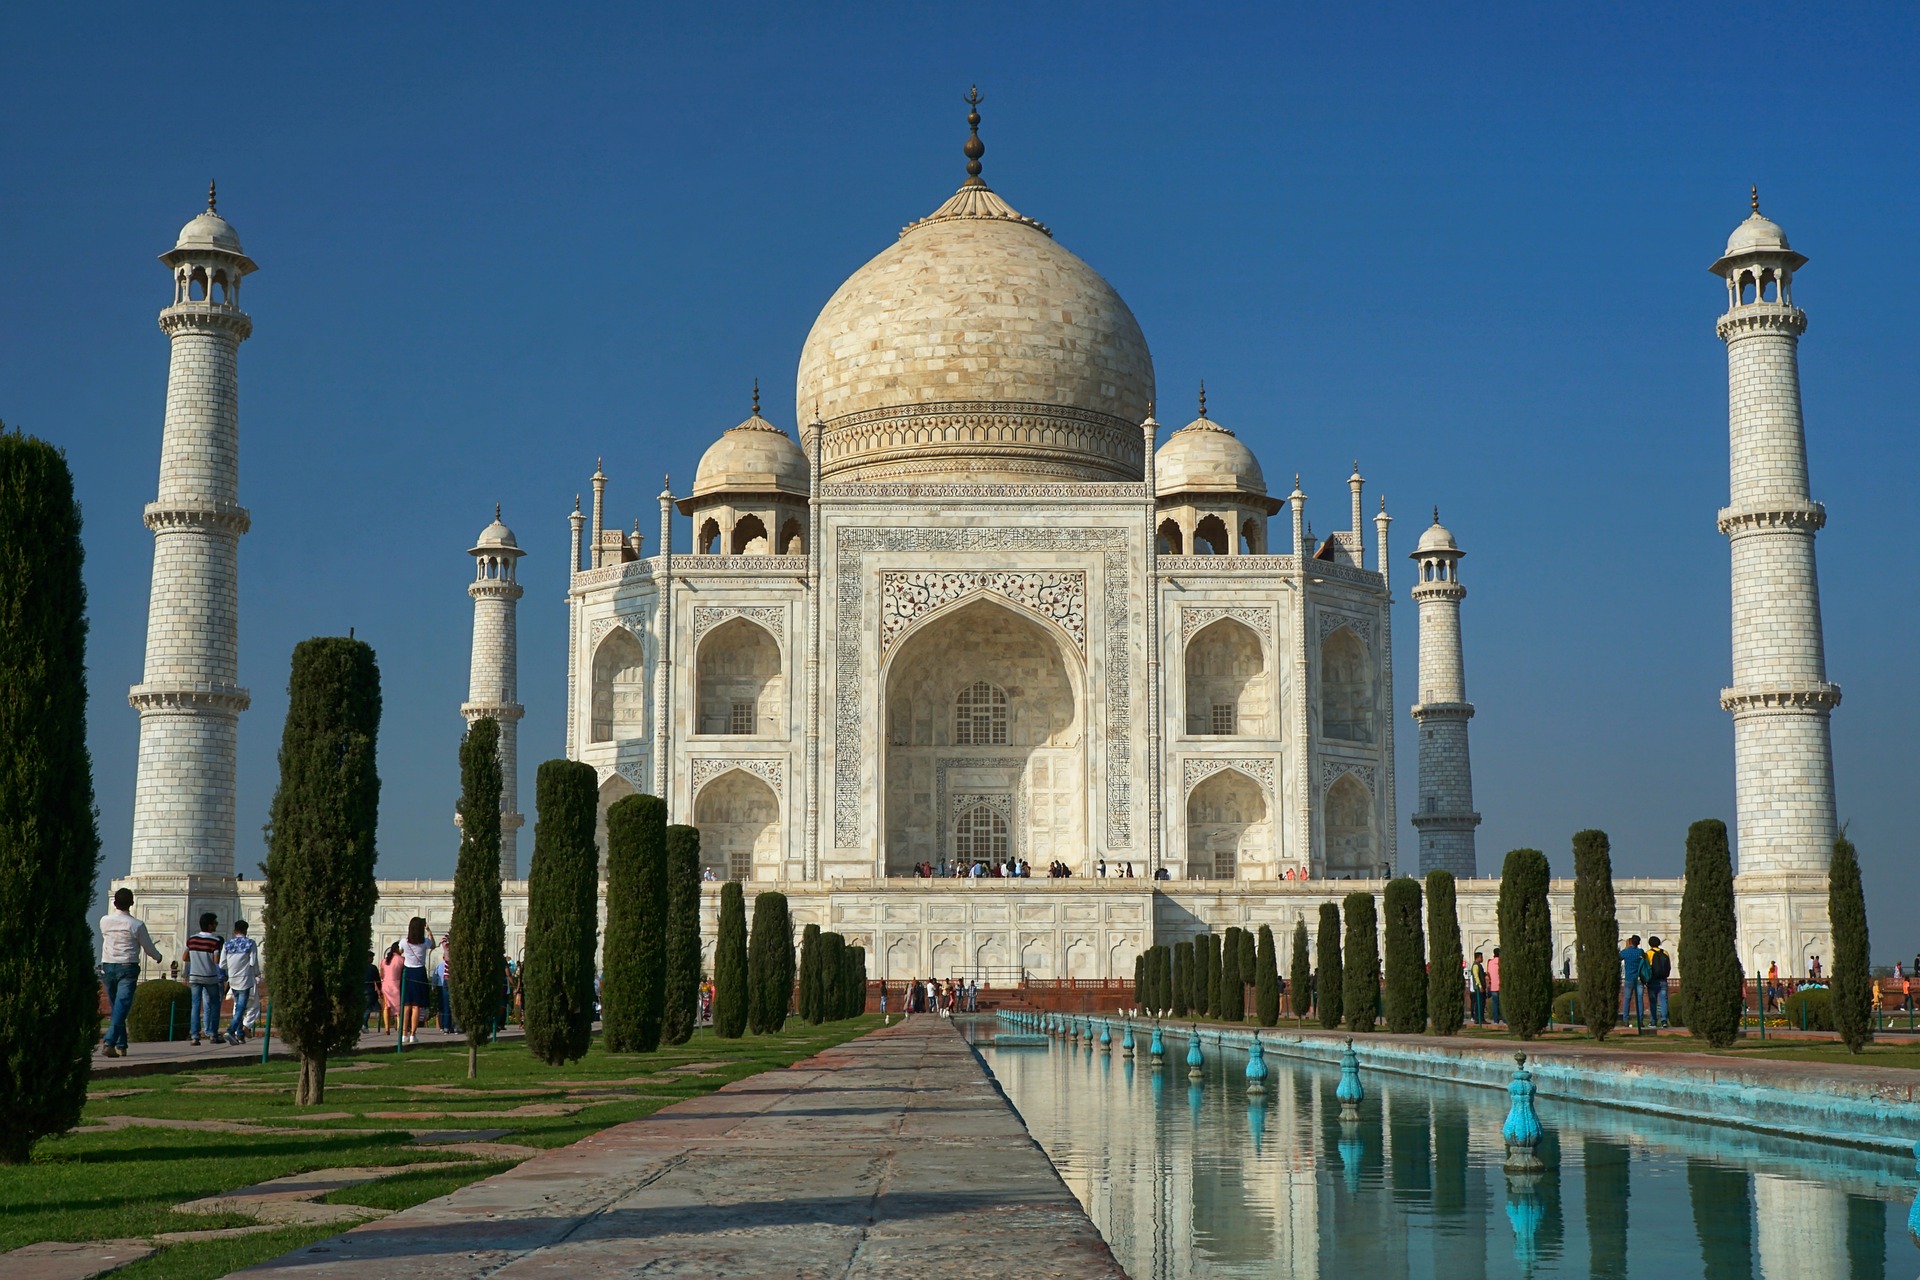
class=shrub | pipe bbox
[1551,990,1581,1026]
[1203,933,1222,1017]
[1171,941,1191,1018]
[1829,834,1871,1053]
[1781,988,1833,1032]
[659,825,702,1044]
[601,795,667,1052]
[1220,927,1245,1021]
[1680,819,1743,1048]
[797,924,822,1024]
[1289,920,1313,1020]
[450,718,506,1078]
[1572,829,1621,1043]
[1425,871,1465,1037]
[747,891,794,1034]
[1316,903,1344,1029]
[1342,892,1379,1033]
[0,432,101,1164]
[522,760,600,1066]
[1254,925,1280,1027]
[263,637,382,1104]
[712,881,748,1038]
[1497,848,1554,1039]
[1382,877,1427,1033]
[126,980,192,1042]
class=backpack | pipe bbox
[1648,948,1670,983]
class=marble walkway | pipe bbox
[236,1017,1123,1279]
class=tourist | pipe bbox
[184,912,226,1045]
[380,942,404,1033]
[400,917,437,1045]
[363,951,381,1029]
[97,887,164,1058]
[222,920,261,1043]
[1468,952,1487,1025]
[1903,974,1912,1013]
[436,940,457,1033]
[1487,948,1503,1024]
[966,978,979,1012]
[1619,935,1646,1027]
[1562,957,1572,981]
[1766,960,1781,1012]
[1644,936,1671,1028]
[1097,858,1107,877]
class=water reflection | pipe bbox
[968,1019,1911,1279]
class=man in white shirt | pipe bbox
[98,888,163,1057]
[222,921,261,1043]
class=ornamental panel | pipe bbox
[1317,759,1377,795]
[692,604,785,645]
[589,614,649,650]
[690,757,785,797]
[1180,605,1272,646]
[1181,756,1276,798]
[880,571,1086,656]
[1316,610,1373,649]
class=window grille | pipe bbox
[728,850,752,881]
[954,804,1009,861]
[954,681,1008,745]
[729,701,755,735]
[1210,703,1236,735]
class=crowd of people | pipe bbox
[97,888,262,1055]
[887,977,978,1017]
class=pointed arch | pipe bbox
[730,514,770,555]
[779,518,805,555]
[697,518,721,555]
[1156,517,1183,555]
[693,768,780,881]
[1320,625,1373,743]
[1323,772,1375,877]
[590,628,646,743]
[594,772,636,877]
[1194,514,1230,556]
[1186,767,1269,880]
[695,616,782,735]
[1186,616,1267,736]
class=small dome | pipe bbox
[175,209,245,255]
[1414,514,1458,554]
[473,507,521,553]
[1155,413,1267,498]
[1724,212,1791,258]
[687,413,809,504]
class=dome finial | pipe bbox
[1751,184,1760,215]
[752,378,761,418]
[1197,380,1207,419]
[207,179,217,213]
[1433,505,1441,524]
[963,85,986,184]
[495,502,502,521]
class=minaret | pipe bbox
[465,507,526,878]
[1409,510,1478,877]
[128,185,256,883]
[1712,191,1839,881]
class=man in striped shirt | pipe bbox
[184,914,226,1046]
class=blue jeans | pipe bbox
[1646,980,1668,1024]
[1489,992,1502,1023]
[102,964,138,1049]
[1622,980,1644,1022]
[191,983,222,1039]
[227,987,252,1039]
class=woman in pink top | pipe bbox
[381,943,405,1032]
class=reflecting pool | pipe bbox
[968,1019,1912,1279]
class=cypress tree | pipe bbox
[1133,952,1145,1007]
[1205,934,1223,1016]
[522,760,600,1066]
[450,718,506,1079]
[1425,871,1465,1037]
[1240,929,1257,985]
[0,432,101,1164]
[1289,920,1313,1020]
[747,891,793,1034]
[1152,945,1171,1013]
[1171,941,1191,1017]
[1383,877,1427,1033]
[1572,829,1621,1041]
[1223,927,1247,1020]
[1254,925,1280,1027]
[659,824,702,1044]
[1316,903,1345,1029]
[712,881,748,1037]
[1830,832,1871,1054]
[797,923,822,1024]
[816,933,846,1021]
[601,795,666,1052]
[1680,819,1743,1048]
[846,944,868,1018]
[262,637,382,1105]
[1343,891,1380,1033]
[1497,848,1554,1040]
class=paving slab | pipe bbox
[0,1239,155,1280]
[237,1018,1122,1279]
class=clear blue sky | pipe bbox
[6,5,1914,958]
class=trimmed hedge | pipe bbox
[1425,871,1465,1037]
[126,980,192,1042]
[1781,988,1833,1032]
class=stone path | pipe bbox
[237,1018,1123,1279]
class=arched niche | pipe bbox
[1156,517,1183,554]
[1324,773,1375,877]
[590,629,646,743]
[779,518,805,555]
[1185,768,1269,879]
[594,773,636,877]
[730,514,770,555]
[695,618,782,736]
[1194,514,1230,556]
[1185,617,1267,736]
[1320,626,1373,743]
[881,596,1083,875]
[697,518,721,554]
[693,769,780,881]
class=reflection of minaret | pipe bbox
[1753,1174,1844,1280]
[129,185,255,883]
[464,508,526,878]
[1410,511,1479,876]
[1711,192,1840,878]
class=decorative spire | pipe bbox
[1197,380,1207,419]
[1352,459,1362,477]
[1433,505,1441,524]
[752,378,761,418]
[963,86,985,184]
[573,493,581,513]
[1380,495,1387,512]
[207,179,217,213]
[495,502,502,521]
[1751,184,1760,215]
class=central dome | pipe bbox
[796,174,1154,484]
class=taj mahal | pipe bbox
[112,102,1841,985]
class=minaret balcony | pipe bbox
[1410,700,1474,720]
[1720,684,1841,715]
[461,700,526,722]
[129,681,250,714]
[1716,303,1805,341]
[144,500,251,535]
[1716,502,1825,537]
[158,304,253,340]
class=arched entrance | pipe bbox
[1185,768,1270,879]
[881,596,1083,874]
[1324,773,1376,876]
[693,769,781,881]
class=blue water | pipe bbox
[969,1019,1913,1279]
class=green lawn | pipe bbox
[3,1018,879,1278]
